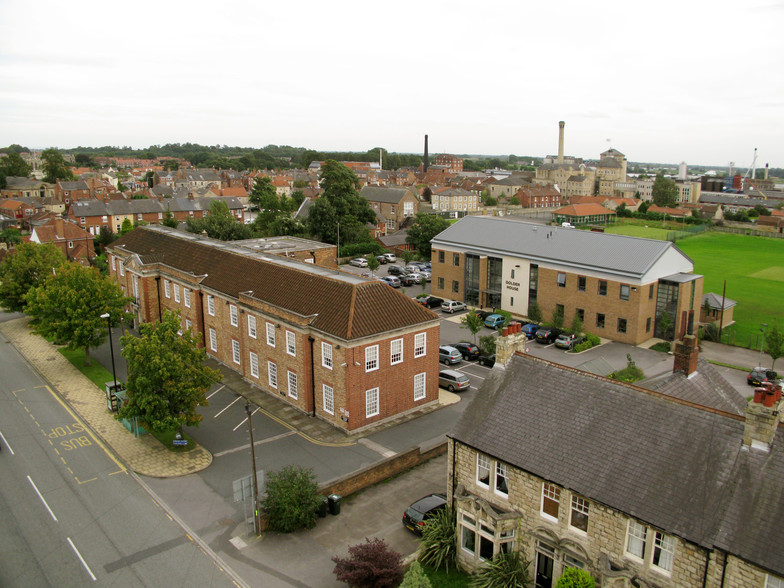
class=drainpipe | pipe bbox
[701,549,710,588]
[719,550,728,587]
[155,277,162,319]
[308,336,316,417]
[198,292,206,346]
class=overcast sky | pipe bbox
[1,0,782,169]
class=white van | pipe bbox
[562,222,574,228]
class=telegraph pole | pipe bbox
[246,400,261,534]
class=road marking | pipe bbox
[358,438,396,458]
[207,385,225,400]
[67,537,96,581]
[214,395,242,418]
[213,430,297,457]
[0,430,14,454]
[232,407,259,431]
[27,475,58,522]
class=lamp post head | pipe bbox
[100,313,110,319]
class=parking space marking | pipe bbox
[213,395,242,418]
[207,385,225,400]
[232,406,259,432]
[213,430,298,457]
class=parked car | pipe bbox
[748,367,778,386]
[521,323,540,339]
[375,255,388,265]
[382,252,396,263]
[418,270,432,282]
[555,333,585,350]
[484,314,506,329]
[477,353,496,367]
[402,273,423,286]
[535,327,562,344]
[382,275,401,288]
[441,300,467,314]
[419,295,444,309]
[452,342,480,360]
[474,309,495,321]
[387,265,405,276]
[438,369,471,392]
[408,262,427,271]
[439,345,463,365]
[349,258,368,268]
[403,493,447,535]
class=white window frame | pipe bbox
[323,384,334,415]
[365,345,379,372]
[494,462,509,497]
[184,288,191,308]
[185,319,192,331]
[119,261,125,276]
[249,352,259,378]
[477,453,491,488]
[460,513,476,555]
[287,370,298,399]
[390,338,403,365]
[766,575,784,588]
[208,328,217,352]
[266,322,276,347]
[652,531,675,573]
[247,314,257,339]
[173,284,180,303]
[413,372,426,401]
[207,294,215,316]
[231,340,241,364]
[625,520,647,561]
[570,495,589,533]
[268,361,277,389]
[230,305,238,327]
[414,332,426,358]
[164,280,170,298]
[322,342,333,369]
[286,330,296,356]
[541,482,560,522]
[365,387,379,417]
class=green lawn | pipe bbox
[603,223,672,240]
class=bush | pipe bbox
[609,354,645,383]
[650,341,672,353]
[401,561,433,588]
[528,302,543,324]
[419,505,457,572]
[573,333,600,353]
[556,567,596,588]
[261,465,321,533]
[479,335,496,355]
[470,551,529,587]
[332,537,404,588]
[700,323,720,342]
[339,242,384,258]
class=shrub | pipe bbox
[650,341,672,353]
[556,567,596,588]
[479,334,496,355]
[700,323,720,342]
[401,561,433,588]
[339,242,384,258]
[469,551,529,587]
[528,302,543,324]
[573,333,600,353]
[419,505,457,572]
[261,465,321,533]
[332,537,404,588]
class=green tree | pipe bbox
[0,242,67,312]
[552,306,565,329]
[261,465,321,533]
[401,250,415,266]
[652,174,678,207]
[187,200,252,241]
[556,567,596,588]
[24,264,131,364]
[569,313,583,336]
[764,324,784,370]
[41,148,74,183]
[400,560,432,588]
[509,195,520,206]
[406,213,450,258]
[119,310,220,433]
[528,301,543,323]
[0,151,32,177]
[461,311,484,344]
[366,254,380,276]
[119,218,134,235]
[479,334,496,355]
[161,210,179,228]
[658,311,673,341]
[332,537,404,588]
[753,204,771,216]
[0,227,22,245]
[248,176,277,210]
[291,189,306,207]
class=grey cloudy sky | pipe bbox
[1,0,782,169]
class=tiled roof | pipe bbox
[555,203,614,216]
[111,227,437,341]
[33,219,92,242]
[360,186,412,204]
[702,292,737,310]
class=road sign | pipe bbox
[173,439,188,446]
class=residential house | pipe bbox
[514,184,563,209]
[430,188,478,213]
[699,292,737,328]
[489,175,531,200]
[0,177,55,200]
[359,186,419,233]
[30,218,95,264]
[54,180,91,204]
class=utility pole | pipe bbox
[246,400,261,534]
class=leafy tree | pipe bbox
[469,551,529,588]
[406,213,450,258]
[332,537,404,588]
[24,264,130,364]
[41,148,74,183]
[552,306,565,329]
[658,311,673,341]
[0,227,22,245]
[119,218,134,235]
[652,174,678,207]
[248,176,277,210]
[638,200,651,214]
[401,250,415,265]
[764,324,784,369]
[400,561,432,588]
[422,186,433,202]
[461,311,484,344]
[291,189,305,207]
[556,567,596,588]
[186,200,252,241]
[528,301,543,324]
[479,334,496,355]
[366,254,380,276]
[753,204,771,216]
[74,153,95,167]
[161,210,179,228]
[0,242,67,312]
[418,505,456,572]
[0,151,31,177]
[260,464,321,532]
[509,195,520,206]
[569,313,583,336]
[91,253,108,275]
[94,226,116,252]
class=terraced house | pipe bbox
[429,216,702,344]
[107,226,440,432]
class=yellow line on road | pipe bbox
[255,406,356,447]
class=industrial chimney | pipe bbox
[558,121,565,164]
[423,134,429,172]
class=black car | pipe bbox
[473,309,495,321]
[419,295,444,309]
[748,367,778,386]
[375,255,388,265]
[403,493,447,535]
[535,327,562,344]
[477,353,496,367]
[452,342,480,360]
[387,265,404,276]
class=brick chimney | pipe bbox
[558,121,565,164]
[673,310,698,376]
[423,134,429,173]
[495,322,527,365]
[743,382,783,451]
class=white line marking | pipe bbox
[67,537,96,581]
[27,476,57,522]
[206,385,225,400]
[213,430,297,457]
[213,395,242,418]
[0,430,14,454]
[232,407,259,432]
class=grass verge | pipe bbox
[423,563,471,587]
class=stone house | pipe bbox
[106,226,441,432]
[359,186,419,233]
[447,330,784,587]
[430,188,479,213]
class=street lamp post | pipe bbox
[100,313,118,387]
[246,400,261,535]
[759,323,769,367]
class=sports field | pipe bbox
[603,224,672,240]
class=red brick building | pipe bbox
[107,226,441,432]
[30,218,95,264]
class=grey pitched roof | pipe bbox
[700,193,770,208]
[494,175,530,187]
[59,181,89,190]
[431,216,690,280]
[360,186,411,204]
[450,353,784,575]
[598,157,622,169]
[702,292,737,310]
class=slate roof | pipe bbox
[111,226,437,341]
[59,180,89,191]
[431,216,688,280]
[494,175,530,187]
[70,197,244,217]
[702,292,737,310]
[360,186,412,204]
[450,353,784,575]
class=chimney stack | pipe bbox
[673,310,698,376]
[558,121,565,164]
[423,134,429,173]
[743,382,783,451]
[765,163,769,180]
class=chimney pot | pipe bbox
[502,326,509,337]
[763,389,776,407]
[754,387,766,404]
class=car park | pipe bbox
[748,367,778,386]
[418,270,432,282]
[407,262,427,271]
[484,314,506,329]
[382,253,396,263]
[439,345,463,365]
[418,295,444,309]
[375,255,388,264]
[381,275,401,288]
[521,323,540,339]
[438,369,470,392]
[535,327,562,344]
[555,333,584,350]
[441,300,467,314]
[349,258,368,268]
[452,342,480,360]
[477,353,496,367]
[402,273,423,286]
[403,493,447,535]
[387,265,404,276]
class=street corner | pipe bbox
[438,388,461,406]
[129,441,213,478]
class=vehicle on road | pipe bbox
[418,295,444,309]
[452,342,480,360]
[441,300,467,314]
[535,327,562,344]
[748,367,778,386]
[484,314,506,329]
[438,370,470,392]
[555,333,585,350]
[381,275,401,288]
[521,323,540,339]
[474,309,495,321]
[477,353,496,367]
[439,345,463,365]
[349,258,368,268]
[403,493,447,534]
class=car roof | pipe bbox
[409,493,447,511]
[440,369,467,378]
[440,345,458,352]
[486,313,503,319]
